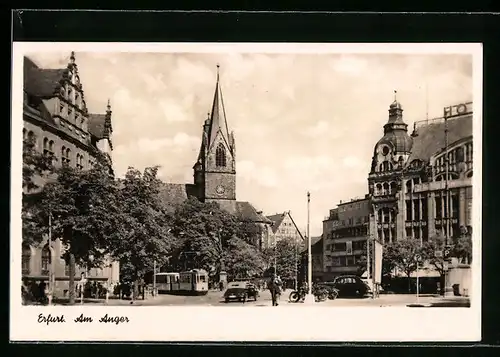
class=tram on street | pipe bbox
[155,269,208,295]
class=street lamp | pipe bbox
[304,191,315,304]
[47,211,56,306]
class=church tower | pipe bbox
[193,65,237,212]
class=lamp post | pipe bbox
[304,191,314,304]
[48,211,55,306]
[153,260,157,298]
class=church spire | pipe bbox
[207,64,231,150]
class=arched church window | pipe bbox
[382,182,389,195]
[390,182,397,194]
[376,183,382,195]
[215,144,226,167]
[41,244,51,276]
[22,243,31,275]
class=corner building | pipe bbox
[22,52,119,297]
[369,99,473,245]
[321,98,473,280]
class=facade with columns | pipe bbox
[22,52,119,297]
[321,97,473,280]
[368,99,473,245]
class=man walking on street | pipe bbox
[269,273,283,306]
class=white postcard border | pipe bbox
[10,42,482,342]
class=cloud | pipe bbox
[342,156,362,168]
[237,160,279,188]
[330,56,368,76]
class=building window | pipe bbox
[41,244,51,276]
[26,131,36,146]
[215,143,226,167]
[346,256,355,266]
[333,242,347,252]
[76,153,84,170]
[406,200,412,221]
[60,87,65,98]
[62,147,71,165]
[352,240,365,251]
[43,138,54,158]
[59,102,65,116]
[22,243,31,275]
[435,197,442,219]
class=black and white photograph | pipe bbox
[11,42,482,341]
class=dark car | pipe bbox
[331,275,371,298]
[223,281,259,303]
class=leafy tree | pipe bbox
[168,197,240,279]
[225,237,265,279]
[168,198,267,282]
[384,239,425,293]
[421,233,448,288]
[22,152,121,304]
[262,239,301,282]
[111,166,175,299]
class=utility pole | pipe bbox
[153,260,157,298]
[304,191,314,304]
[48,211,55,305]
[443,110,453,297]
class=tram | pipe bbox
[155,269,208,295]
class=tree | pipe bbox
[111,166,175,299]
[22,152,122,304]
[421,233,448,291]
[262,239,300,282]
[452,226,472,264]
[384,239,425,293]
[169,197,240,279]
[225,237,266,279]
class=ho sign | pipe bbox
[443,102,472,119]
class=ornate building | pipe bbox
[321,96,473,282]
[368,97,473,245]
[264,211,304,249]
[22,52,119,297]
[158,65,272,246]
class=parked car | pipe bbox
[330,275,371,298]
[223,281,259,303]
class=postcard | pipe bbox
[11,42,482,342]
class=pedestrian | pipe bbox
[219,280,224,292]
[269,273,283,306]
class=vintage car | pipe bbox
[223,281,259,303]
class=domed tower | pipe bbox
[368,92,413,244]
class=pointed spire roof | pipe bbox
[208,64,231,149]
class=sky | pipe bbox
[26,50,473,236]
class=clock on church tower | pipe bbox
[216,185,225,195]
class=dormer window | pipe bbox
[60,87,65,98]
[68,87,73,101]
[75,92,80,106]
[59,102,65,116]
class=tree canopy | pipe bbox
[167,198,266,280]
[110,166,175,284]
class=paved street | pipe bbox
[53,289,470,307]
